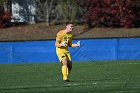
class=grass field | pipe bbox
[0,61,140,93]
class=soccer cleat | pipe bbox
[63,79,70,82]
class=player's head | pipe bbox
[65,22,74,33]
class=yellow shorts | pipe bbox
[56,50,71,62]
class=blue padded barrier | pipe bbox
[0,38,140,64]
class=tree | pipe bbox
[57,0,79,23]
[36,0,57,26]
[0,0,4,5]
[77,0,139,28]
[0,0,11,28]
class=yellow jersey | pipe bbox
[55,30,75,52]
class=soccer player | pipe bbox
[55,22,80,82]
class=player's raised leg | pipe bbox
[67,61,72,76]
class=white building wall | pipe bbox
[11,0,36,24]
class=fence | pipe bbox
[0,38,140,64]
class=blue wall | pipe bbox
[0,38,140,64]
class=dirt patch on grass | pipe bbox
[0,23,140,41]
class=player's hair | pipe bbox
[65,22,73,26]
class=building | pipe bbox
[10,0,36,24]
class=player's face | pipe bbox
[66,24,74,32]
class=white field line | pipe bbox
[128,63,139,64]
[0,81,139,91]
[0,81,131,88]
[0,82,97,89]
[117,91,139,93]
[0,82,98,89]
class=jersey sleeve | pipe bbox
[55,32,62,47]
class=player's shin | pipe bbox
[67,61,72,76]
[62,65,68,80]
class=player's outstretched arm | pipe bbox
[68,38,80,48]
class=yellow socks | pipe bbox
[62,65,68,80]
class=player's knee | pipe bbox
[62,59,68,65]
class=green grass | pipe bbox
[0,61,140,93]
